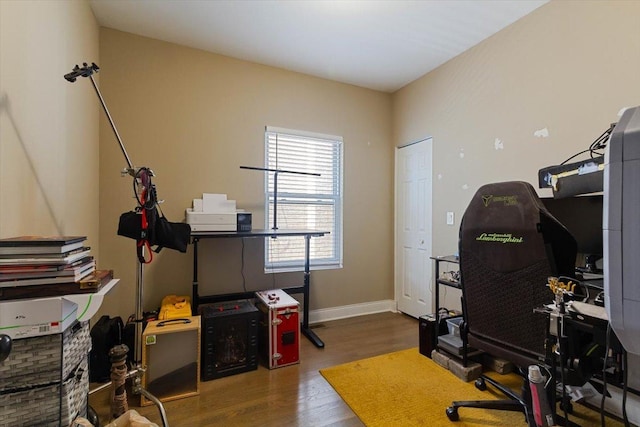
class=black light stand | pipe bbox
[65,62,169,427]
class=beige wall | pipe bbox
[96,29,394,321]
[3,0,639,324]
[0,3,100,252]
[392,0,640,310]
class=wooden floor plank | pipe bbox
[90,311,418,426]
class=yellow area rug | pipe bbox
[320,348,622,427]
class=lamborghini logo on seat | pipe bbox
[481,195,518,207]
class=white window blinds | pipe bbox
[264,127,343,271]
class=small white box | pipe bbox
[192,199,203,212]
[446,316,463,337]
[0,297,78,339]
[202,193,236,213]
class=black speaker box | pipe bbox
[199,300,260,381]
[418,314,438,358]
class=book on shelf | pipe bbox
[0,257,95,281]
[0,246,90,259]
[0,235,86,255]
[79,269,114,289]
[0,263,64,274]
[0,269,114,301]
[0,262,95,287]
[0,248,92,266]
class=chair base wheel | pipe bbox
[446,406,459,421]
[475,377,487,391]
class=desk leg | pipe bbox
[302,234,324,348]
[192,238,199,315]
[434,260,440,312]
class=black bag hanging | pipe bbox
[117,205,158,242]
[152,206,191,253]
[117,210,143,241]
[117,167,189,259]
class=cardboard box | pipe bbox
[255,289,300,369]
[0,297,78,339]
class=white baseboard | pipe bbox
[308,299,397,324]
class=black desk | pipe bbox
[535,300,632,424]
[191,229,328,348]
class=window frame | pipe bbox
[263,126,343,272]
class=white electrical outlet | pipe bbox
[446,212,455,225]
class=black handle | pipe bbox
[0,334,11,363]
[156,318,191,327]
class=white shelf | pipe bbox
[0,279,119,338]
[65,278,119,321]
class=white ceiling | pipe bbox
[89,0,548,93]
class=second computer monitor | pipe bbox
[541,194,603,272]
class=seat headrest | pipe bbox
[460,181,551,273]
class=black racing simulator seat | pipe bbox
[446,181,577,425]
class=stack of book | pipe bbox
[0,236,112,301]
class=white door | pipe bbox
[395,138,433,318]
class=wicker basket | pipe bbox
[61,358,90,425]
[0,358,89,427]
[62,321,91,379]
[0,321,90,427]
[0,321,90,392]
[0,382,61,427]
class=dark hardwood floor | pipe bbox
[90,311,418,426]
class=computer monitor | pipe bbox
[541,194,603,273]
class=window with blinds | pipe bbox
[264,126,343,271]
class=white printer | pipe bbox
[186,193,248,232]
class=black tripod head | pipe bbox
[64,62,99,83]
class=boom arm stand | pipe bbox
[66,62,168,427]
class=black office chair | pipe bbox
[445,181,577,425]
